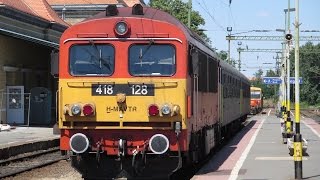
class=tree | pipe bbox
[264,69,278,100]
[217,50,227,61]
[250,69,278,100]
[251,69,264,87]
[149,0,210,44]
[294,42,320,106]
[265,69,277,77]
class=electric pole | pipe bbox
[237,41,242,71]
[227,27,233,64]
[274,53,281,75]
[238,49,241,71]
[285,1,293,138]
[294,0,303,178]
[237,48,282,72]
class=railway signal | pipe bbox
[285,33,293,41]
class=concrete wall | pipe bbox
[64,17,86,25]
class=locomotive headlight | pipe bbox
[161,104,171,115]
[114,21,130,36]
[71,104,82,116]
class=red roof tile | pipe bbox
[0,0,69,27]
[0,0,35,15]
[46,0,144,6]
[23,0,69,26]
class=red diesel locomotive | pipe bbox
[58,4,250,179]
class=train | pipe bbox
[250,86,263,114]
[57,4,250,179]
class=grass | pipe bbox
[263,99,319,110]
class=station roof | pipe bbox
[0,0,69,27]
[0,0,70,48]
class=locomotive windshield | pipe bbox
[69,44,114,76]
[251,91,261,99]
[129,44,176,76]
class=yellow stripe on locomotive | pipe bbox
[59,78,187,130]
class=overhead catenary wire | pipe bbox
[194,0,227,33]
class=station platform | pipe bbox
[192,109,320,180]
[0,126,59,160]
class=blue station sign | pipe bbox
[262,77,303,84]
[262,77,282,84]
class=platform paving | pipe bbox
[0,126,59,160]
[192,109,320,180]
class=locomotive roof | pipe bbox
[85,6,212,53]
[251,86,262,90]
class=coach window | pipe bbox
[69,44,115,76]
[198,52,208,92]
[251,90,261,99]
[129,44,176,76]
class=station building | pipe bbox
[47,0,146,25]
[0,0,69,125]
[0,0,145,125]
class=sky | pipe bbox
[144,0,320,78]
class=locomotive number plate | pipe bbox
[92,84,154,96]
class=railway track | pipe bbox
[0,147,68,179]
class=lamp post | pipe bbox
[284,5,296,139]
